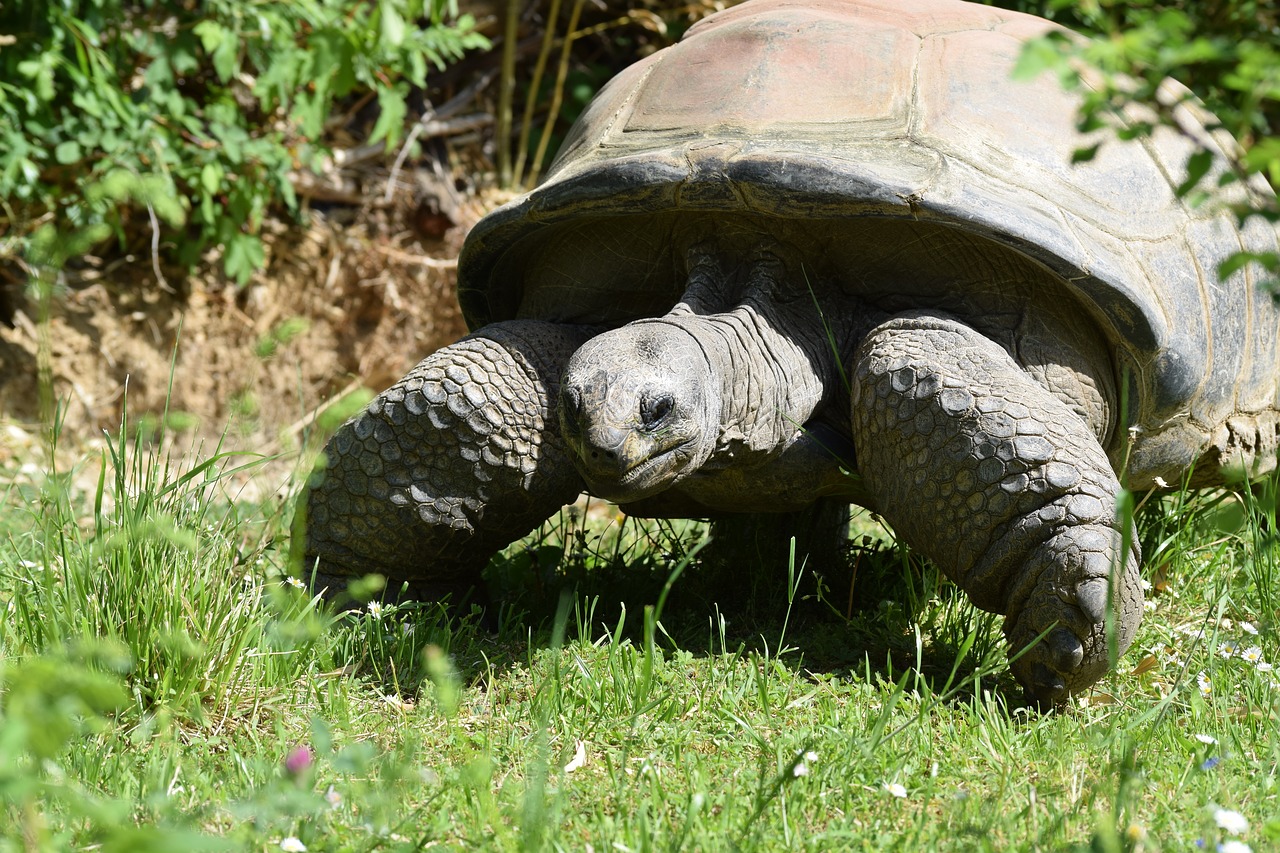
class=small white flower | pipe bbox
[1214,807,1249,835]
[1257,661,1274,673]
[367,600,384,619]
[381,693,410,710]
[1153,476,1169,488]
[1194,734,1218,745]
[280,838,307,853]
[325,786,342,808]
[1241,646,1264,665]
[1218,641,1238,659]
[792,762,809,777]
[1197,671,1213,698]
[1218,840,1252,853]
[564,740,588,773]
[884,782,908,798]
[804,750,819,763]
[1240,622,1259,635]
[284,576,305,589]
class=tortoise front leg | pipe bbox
[850,312,1143,705]
[299,321,594,601]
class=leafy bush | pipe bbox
[0,0,488,284]
[996,0,1280,281]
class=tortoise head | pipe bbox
[559,320,721,503]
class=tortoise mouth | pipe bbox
[582,437,699,503]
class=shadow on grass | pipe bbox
[338,508,1032,711]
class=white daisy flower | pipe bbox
[1213,807,1249,835]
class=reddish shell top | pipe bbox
[458,0,1280,483]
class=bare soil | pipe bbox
[0,180,498,468]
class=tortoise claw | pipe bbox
[1075,578,1109,624]
[1047,626,1085,673]
[1026,663,1069,709]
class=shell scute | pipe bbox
[458,0,1280,485]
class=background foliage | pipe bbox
[2,0,1277,288]
[0,0,487,285]
[996,0,1280,281]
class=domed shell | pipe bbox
[458,0,1280,484]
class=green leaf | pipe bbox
[1012,33,1070,83]
[380,0,407,48]
[369,83,408,148]
[1175,149,1214,198]
[1219,250,1280,279]
[316,387,375,432]
[1072,143,1101,164]
[211,37,239,83]
[2,656,128,761]
[200,162,223,195]
[54,140,82,164]
[17,56,56,101]
[292,89,328,141]
[1244,137,1280,181]
[223,232,265,285]
[98,827,234,853]
[192,20,228,55]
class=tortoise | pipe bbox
[302,0,1280,705]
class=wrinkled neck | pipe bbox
[655,299,833,464]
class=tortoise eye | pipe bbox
[640,394,674,431]
[560,386,583,430]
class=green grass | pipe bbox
[1,410,1278,851]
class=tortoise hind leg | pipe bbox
[298,321,594,602]
[850,311,1143,705]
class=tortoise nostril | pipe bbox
[640,393,675,431]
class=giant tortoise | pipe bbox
[302,0,1280,704]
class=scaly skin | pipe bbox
[306,246,1145,703]
[850,312,1143,704]
[300,321,594,600]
